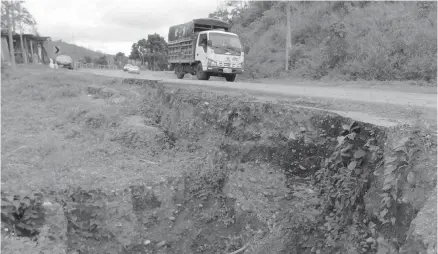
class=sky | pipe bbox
[25,0,223,55]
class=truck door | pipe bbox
[195,33,208,71]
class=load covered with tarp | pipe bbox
[168,18,230,44]
[55,55,73,65]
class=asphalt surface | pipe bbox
[77,69,437,128]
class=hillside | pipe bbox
[51,40,111,61]
[210,1,437,82]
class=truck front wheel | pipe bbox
[224,74,236,82]
[196,63,210,80]
[175,64,185,79]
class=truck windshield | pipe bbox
[209,33,242,52]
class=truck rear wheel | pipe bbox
[225,74,236,82]
[175,64,184,79]
[196,63,210,81]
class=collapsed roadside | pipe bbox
[1,68,436,254]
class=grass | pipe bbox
[1,65,436,254]
[230,1,437,82]
[0,66,181,195]
[2,65,435,195]
[1,65,235,253]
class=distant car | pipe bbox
[55,55,74,69]
[124,64,140,74]
[123,64,133,71]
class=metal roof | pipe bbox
[1,31,50,41]
[192,18,230,29]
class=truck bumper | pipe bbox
[206,67,243,75]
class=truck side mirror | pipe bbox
[207,40,212,47]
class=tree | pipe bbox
[114,52,127,67]
[15,1,35,63]
[129,42,140,61]
[208,0,251,26]
[114,52,125,61]
[145,33,167,71]
[1,1,7,29]
[84,56,92,63]
[208,7,230,23]
[2,0,37,64]
[129,34,168,70]
[129,40,148,65]
[3,0,15,69]
[137,38,147,65]
[10,1,36,33]
[93,55,107,65]
[229,1,275,27]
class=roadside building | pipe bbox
[1,30,54,65]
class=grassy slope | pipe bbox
[0,66,180,194]
[232,1,437,82]
[1,66,436,254]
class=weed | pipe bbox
[1,191,45,237]
[314,121,385,252]
[233,2,437,82]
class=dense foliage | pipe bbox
[1,1,37,34]
[129,34,168,70]
[210,1,437,82]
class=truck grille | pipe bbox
[218,62,237,68]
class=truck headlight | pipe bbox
[208,59,217,67]
[237,62,243,68]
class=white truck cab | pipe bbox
[195,30,244,81]
[168,18,245,82]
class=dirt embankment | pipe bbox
[79,68,438,131]
[1,69,436,254]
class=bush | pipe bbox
[226,1,437,82]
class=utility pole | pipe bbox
[285,2,291,71]
[5,0,16,69]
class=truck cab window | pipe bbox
[198,34,207,52]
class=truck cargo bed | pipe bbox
[168,38,196,63]
[167,18,230,64]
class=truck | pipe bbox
[167,18,245,82]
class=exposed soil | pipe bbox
[1,66,436,254]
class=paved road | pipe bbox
[78,69,437,128]
[80,69,436,109]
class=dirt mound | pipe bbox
[87,85,120,99]
[110,115,166,151]
[67,108,120,130]
[87,84,143,106]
